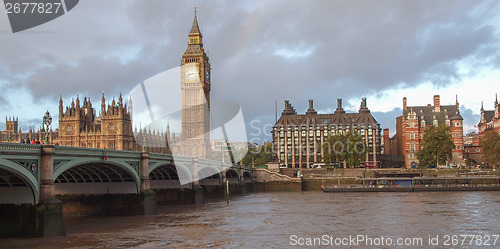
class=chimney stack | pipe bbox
[434,95,440,112]
[309,99,313,109]
[403,97,407,111]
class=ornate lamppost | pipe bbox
[43,110,52,144]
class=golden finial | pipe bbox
[194,4,197,15]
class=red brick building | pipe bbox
[400,95,464,168]
[463,132,483,165]
[478,95,500,136]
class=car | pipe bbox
[437,164,449,169]
[312,163,325,168]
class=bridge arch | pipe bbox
[53,158,140,194]
[242,171,252,183]
[0,159,39,203]
[198,166,221,186]
[148,163,192,189]
[225,169,240,184]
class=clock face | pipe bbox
[185,66,198,81]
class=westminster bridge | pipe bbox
[0,142,254,237]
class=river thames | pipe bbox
[1,191,499,248]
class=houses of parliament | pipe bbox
[0,9,212,157]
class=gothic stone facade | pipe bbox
[272,98,381,168]
[58,95,170,153]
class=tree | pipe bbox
[480,130,500,168]
[241,144,272,167]
[323,130,367,168]
[416,125,455,167]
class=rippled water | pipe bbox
[1,191,499,248]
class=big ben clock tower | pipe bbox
[180,7,211,158]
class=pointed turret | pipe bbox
[118,93,123,106]
[59,95,63,118]
[480,101,486,124]
[495,93,499,118]
[101,92,106,116]
[184,6,204,56]
[190,6,201,35]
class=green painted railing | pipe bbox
[0,142,41,154]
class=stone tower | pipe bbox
[5,117,18,134]
[180,7,211,158]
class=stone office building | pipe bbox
[272,98,381,168]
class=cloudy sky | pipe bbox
[1,0,499,144]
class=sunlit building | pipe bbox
[272,98,381,168]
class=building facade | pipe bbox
[272,98,381,168]
[400,95,464,168]
[0,117,57,144]
[478,95,500,136]
[463,132,483,164]
[57,94,170,153]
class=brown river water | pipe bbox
[1,191,499,248]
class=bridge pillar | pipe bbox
[192,158,204,205]
[140,151,156,215]
[192,157,199,187]
[40,145,55,201]
[239,167,244,184]
[140,151,150,192]
[221,163,227,186]
[39,145,65,236]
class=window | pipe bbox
[433,120,438,127]
[410,133,415,139]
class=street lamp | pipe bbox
[43,110,52,144]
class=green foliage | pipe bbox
[464,158,474,167]
[322,130,367,168]
[480,130,500,167]
[241,144,272,167]
[416,125,455,167]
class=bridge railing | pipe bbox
[0,142,41,155]
[54,146,142,159]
